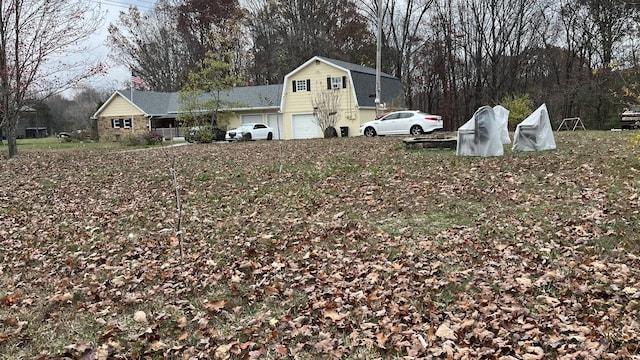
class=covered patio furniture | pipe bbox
[512,104,556,152]
[456,106,504,157]
[493,105,511,144]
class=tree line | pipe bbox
[108,0,640,130]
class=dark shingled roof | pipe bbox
[117,84,283,116]
[117,91,176,116]
[317,57,404,108]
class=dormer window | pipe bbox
[292,79,311,92]
[327,76,346,89]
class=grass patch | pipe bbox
[10,136,185,153]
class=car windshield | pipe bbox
[234,125,253,131]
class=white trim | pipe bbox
[92,90,148,119]
[280,56,361,111]
[111,118,133,129]
[291,112,320,139]
[295,80,309,92]
[331,76,342,89]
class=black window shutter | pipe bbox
[327,78,331,89]
[342,76,347,88]
[306,79,311,91]
[292,80,297,92]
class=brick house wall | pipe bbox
[97,115,148,142]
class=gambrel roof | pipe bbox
[284,56,403,109]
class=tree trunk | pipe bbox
[7,122,17,158]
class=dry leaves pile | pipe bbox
[1,132,639,359]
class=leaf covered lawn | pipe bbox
[1,132,640,359]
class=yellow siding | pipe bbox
[100,95,143,117]
[282,60,374,137]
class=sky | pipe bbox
[73,0,157,94]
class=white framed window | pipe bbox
[112,118,132,128]
[331,77,342,89]
[327,76,346,89]
[296,80,308,92]
[292,79,310,92]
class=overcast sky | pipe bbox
[76,0,157,93]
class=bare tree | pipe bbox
[311,87,341,136]
[360,0,437,108]
[0,0,102,158]
[246,0,374,85]
[107,1,192,91]
[108,0,248,91]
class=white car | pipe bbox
[225,123,274,141]
[359,110,443,137]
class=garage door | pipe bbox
[292,114,320,139]
[267,114,283,140]
[241,114,263,125]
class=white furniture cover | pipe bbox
[512,104,556,152]
[493,105,511,144]
[456,105,504,157]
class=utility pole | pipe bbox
[375,0,382,117]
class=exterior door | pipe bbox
[241,114,263,125]
[292,114,320,139]
[267,113,284,140]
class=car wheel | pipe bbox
[364,127,377,137]
[410,125,423,136]
[267,132,273,140]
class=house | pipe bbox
[16,105,48,139]
[92,56,404,141]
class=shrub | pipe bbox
[123,132,164,146]
[124,133,143,146]
[143,132,164,145]
[186,126,226,143]
[499,93,533,130]
[195,127,215,143]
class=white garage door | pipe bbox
[292,114,320,139]
[267,114,284,140]
[241,114,263,125]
